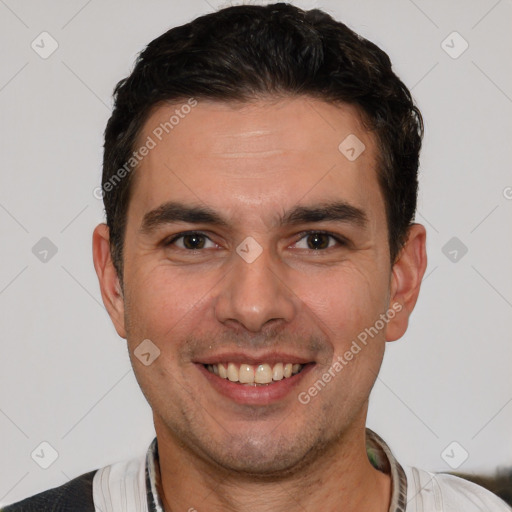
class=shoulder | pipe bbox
[1,470,97,512]
[405,466,512,511]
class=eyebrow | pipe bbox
[140,202,229,234]
[281,201,368,228]
[139,200,368,235]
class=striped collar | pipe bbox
[145,428,407,512]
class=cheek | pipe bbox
[124,265,216,340]
[297,264,388,338]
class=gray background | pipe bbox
[1,0,511,504]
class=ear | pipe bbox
[385,223,427,342]
[92,223,127,339]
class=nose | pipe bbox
[214,245,297,333]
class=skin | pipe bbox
[93,96,427,512]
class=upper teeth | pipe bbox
[206,363,303,384]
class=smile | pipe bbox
[204,362,304,385]
[198,361,314,405]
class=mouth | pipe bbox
[204,362,305,385]
[196,358,314,405]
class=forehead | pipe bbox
[128,96,384,228]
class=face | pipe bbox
[95,96,423,476]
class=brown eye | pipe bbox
[182,234,206,249]
[293,231,344,251]
[167,232,215,250]
[306,233,331,250]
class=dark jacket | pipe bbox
[1,470,97,512]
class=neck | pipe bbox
[155,422,391,512]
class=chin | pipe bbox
[215,447,307,477]
[198,429,324,479]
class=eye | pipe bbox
[165,232,217,250]
[293,231,344,250]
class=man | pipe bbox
[3,3,510,511]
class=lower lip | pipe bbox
[196,363,315,405]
